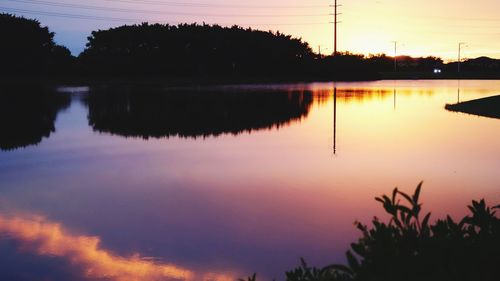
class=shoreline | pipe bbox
[2,72,500,88]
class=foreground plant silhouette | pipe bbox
[246,183,500,281]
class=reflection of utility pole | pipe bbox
[330,0,341,56]
[457,79,461,103]
[393,88,397,110]
[392,41,398,72]
[458,42,466,73]
[333,86,337,155]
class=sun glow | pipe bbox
[1,0,499,58]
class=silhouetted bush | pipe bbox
[0,13,74,76]
[245,183,500,281]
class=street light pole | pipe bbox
[392,41,398,72]
[458,42,466,73]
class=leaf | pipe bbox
[413,182,423,204]
[422,212,431,229]
[397,205,412,213]
[324,264,353,275]
[393,217,403,229]
[346,250,360,271]
[398,190,414,205]
[392,188,398,204]
[350,243,366,257]
[399,211,406,225]
[382,195,392,204]
[447,215,456,227]
[413,203,422,217]
[299,257,307,269]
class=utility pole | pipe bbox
[333,86,337,155]
[392,41,398,72]
[458,42,466,73]
[330,0,341,56]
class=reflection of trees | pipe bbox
[87,87,313,139]
[0,86,70,151]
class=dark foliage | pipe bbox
[0,85,70,150]
[337,183,500,281]
[244,183,499,281]
[79,23,446,80]
[1,13,498,80]
[79,23,315,79]
[446,57,500,73]
[315,52,379,81]
[285,258,351,281]
[239,273,257,281]
[0,13,74,76]
[392,55,443,71]
[86,86,313,139]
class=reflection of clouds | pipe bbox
[0,214,233,281]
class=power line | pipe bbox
[1,7,150,22]
[101,0,328,9]
[0,6,330,26]
[7,0,329,17]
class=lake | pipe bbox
[0,80,499,281]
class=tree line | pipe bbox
[1,13,499,81]
[0,13,74,76]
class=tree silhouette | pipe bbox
[0,13,73,75]
[79,23,315,78]
[2,13,498,80]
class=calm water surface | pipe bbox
[0,80,499,281]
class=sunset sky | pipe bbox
[2,0,499,60]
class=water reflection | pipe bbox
[0,85,70,151]
[0,212,234,281]
[0,80,500,280]
[0,84,403,152]
[333,87,337,155]
[86,87,313,139]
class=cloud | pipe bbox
[0,213,234,281]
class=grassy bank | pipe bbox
[446,95,500,119]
